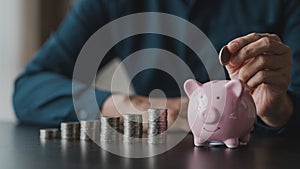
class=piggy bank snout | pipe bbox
[201,108,221,124]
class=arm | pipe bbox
[224,0,300,132]
[280,0,300,131]
[13,0,113,126]
[226,33,293,128]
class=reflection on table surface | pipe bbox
[0,122,299,169]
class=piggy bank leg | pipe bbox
[224,138,239,148]
[194,137,206,147]
[239,134,251,145]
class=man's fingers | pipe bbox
[227,33,282,54]
[228,33,261,53]
[231,38,289,65]
[259,33,281,42]
[246,70,290,90]
[238,55,284,82]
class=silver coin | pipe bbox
[99,116,122,142]
[80,120,100,129]
[148,108,167,114]
[123,115,143,124]
[40,128,60,139]
[123,131,143,136]
[60,122,81,140]
[219,45,231,65]
[100,134,119,142]
[61,122,80,127]
[148,134,167,144]
[123,136,141,143]
[80,129,99,141]
[147,108,168,143]
[100,116,120,123]
[123,114,143,139]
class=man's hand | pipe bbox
[101,94,189,131]
[225,33,293,127]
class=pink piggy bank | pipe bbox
[184,79,256,148]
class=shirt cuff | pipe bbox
[254,116,286,134]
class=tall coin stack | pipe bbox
[60,122,80,140]
[123,114,143,143]
[147,108,168,144]
[100,116,120,142]
[80,120,100,141]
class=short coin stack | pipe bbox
[148,108,168,144]
[40,128,59,139]
[123,114,143,143]
[80,120,100,141]
[100,116,120,142]
[60,122,80,140]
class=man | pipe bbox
[13,0,300,133]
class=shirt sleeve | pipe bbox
[13,0,113,126]
[279,0,300,132]
[255,0,300,134]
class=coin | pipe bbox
[147,108,168,144]
[219,46,231,65]
[60,122,80,140]
[100,116,120,142]
[40,128,59,139]
[122,114,143,143]
[80,120,100,141]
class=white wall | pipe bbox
[0,0,131,122]
[0,0,40,122]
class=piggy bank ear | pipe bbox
[184,79,202,98]
[225,79,243,98]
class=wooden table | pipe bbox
[0,121,298,169]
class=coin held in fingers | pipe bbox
[219,46,231,65]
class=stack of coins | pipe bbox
[80,120,100,141]
[147,108,168,144]
[123,114,143,143]
[40,128,59,139]
[100,116,120,142]
[60,122,80,140]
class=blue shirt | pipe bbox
[13,0,300,133]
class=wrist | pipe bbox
[259,93,293,128]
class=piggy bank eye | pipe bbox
[216,96,220,100]
[198,95,208,109]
